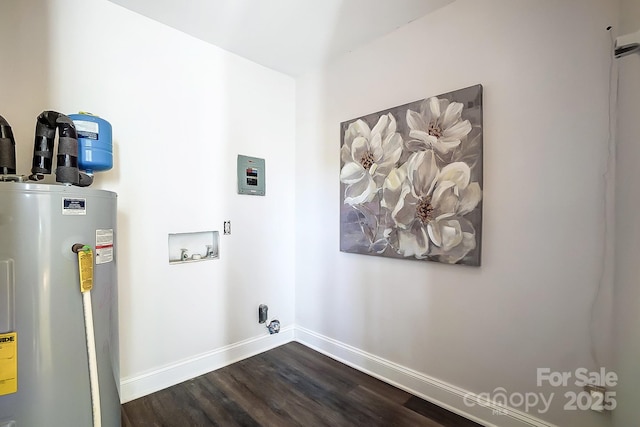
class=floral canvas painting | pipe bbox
[339,84,483,266]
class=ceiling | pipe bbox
[108,0,454,77]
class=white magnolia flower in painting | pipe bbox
[406,97,472,155]
[381,150,481,262]
[340,114,403,205]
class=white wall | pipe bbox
[0,0,52,169]
[612,0,640,425]
[1,0,296,400]
[295,1,617,426]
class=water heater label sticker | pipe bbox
[0,332,17,396]
[62,198,87,216]
[96,229,114,264]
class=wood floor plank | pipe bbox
[404,396,483,427]
[248,350,386,426]
[121,406,134,427]
[206,365,301,427]
[159,384,219,426]
[211,350,372,427]
[183,377,259,427]
[122,342,484,427]
[123,389,175,426]
[234,353,349,426]
[348,385,445,427]
[267,343,357,394]
[276,341,413,405]
[152,384,219,426]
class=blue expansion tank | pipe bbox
[68,112,113,175]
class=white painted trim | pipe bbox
[120,325,556,427]
[120,326,295,403]
[294,326,557,427]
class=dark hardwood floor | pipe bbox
[122,342,482,427]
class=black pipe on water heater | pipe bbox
[31,111,57,176]
[0,115,17,175]
[30,111,79,185]
[55,115,79,185]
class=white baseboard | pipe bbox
[294,326,556,427]
[120,325,556,427]
[120,325,295,403]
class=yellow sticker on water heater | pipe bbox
[77,248,94,293]
[0,332,17,396]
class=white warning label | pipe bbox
[74,120,99,140]
[95,229,114,264]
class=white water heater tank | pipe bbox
[0,182,120,426]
